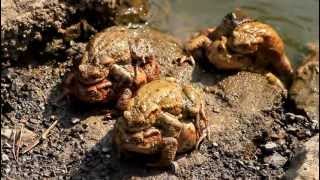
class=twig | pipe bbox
[16,125,24,161]
[41,120,58,139]
[12,124,17,162]
[22,120,58,154]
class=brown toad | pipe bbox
[113,79,208,167]
[63,26,192,108]
[186,9,293,88]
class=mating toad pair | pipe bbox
[63,10,293,167]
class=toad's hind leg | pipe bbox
[147,137,178,167]
[195,104,210,149]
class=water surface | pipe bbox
[150,0,319,66]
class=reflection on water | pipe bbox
[150,0,319,66]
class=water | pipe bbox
[150,0,319,66]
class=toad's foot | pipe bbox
[195,126,210,150]
[147,137,178,167]
[264,72,286,91]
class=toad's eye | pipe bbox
[91,73,100,79]
[136,121,146,127]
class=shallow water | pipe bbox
[150,0,319,66]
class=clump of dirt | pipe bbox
[1,0,150,64]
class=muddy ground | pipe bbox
[1,0,319,179]
[1,53,318,179]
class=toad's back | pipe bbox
[83,26,190,79]
[133,79,184,109]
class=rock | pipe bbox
[1,126,36,146]
[50,115,57,120]
[78,115,112,150]
[285,112,296,122]
[71,117,81,124]
[264,142,277,152]
[1,0,150,61]
[1,127,12,139]
[3,165,11,174]
[284,134,319,180]
[212,142,219,147]
[29,118,40,124]
[263,152,287,168]
[213,151,220,159]
[202,72,286,158]
[1,153,10,162]
[290,44,319,122]
[102,146,111,153]
[295,115,306,122]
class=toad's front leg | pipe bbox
[185,34,212,53]
[116,88,133,110]
[141,58,160,82]
[185,35,212,61]
[207,36,253,70]
[157,112,183,137]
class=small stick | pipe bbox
[41,120,58,139]
[22,120,58,154]
[16,125,24,161]
[12,124,17,162]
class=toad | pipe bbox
[186,9,293,88]
[63,26,193,108]
[113,79,208,167]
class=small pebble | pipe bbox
[305,130,312,136]
[212,142,218,147]
[102,147,111,153]
[286,126,298,132]
[311,120,319,130]
[295,115,306,121]
[71,118,80,124]
[263,152,287,168]
[237,160,245,166]
[264,142,277,152]
[1,128,12,139]
[50,115,56,120]
[2,153,10,162]
[285,113,295,121]
[29,118,39,124]
[213,151,220,159]
[4,165,11,174]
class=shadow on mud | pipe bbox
[68,126,175,179]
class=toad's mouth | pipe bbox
[122,127,162,153]
[124,127,161,141]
